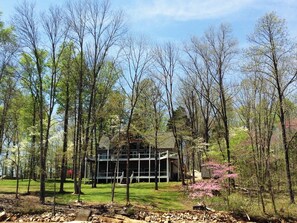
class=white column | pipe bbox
[106,149,109,183]
[84,156,87,184]
[166,150,169,183]
[149,146,151,182]
[97,154,100,183]
[138,153,140,183]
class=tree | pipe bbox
[183,36,216,154]
[237,73,278,214]
[133,78,165,190]
[247,12,297,203]
[57,42,76,193]
[146,80,164,190]
[66,0,88,196]
[153,42,186,185]
[66,0,125,199]
[83,0,125,190]
[178,80,203,180]
[201,24,237,171]
[121,36,152,204]
[14,1,48,203]
[42,4,68,194]
[0,15,18,154]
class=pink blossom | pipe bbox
[189,161,238,199]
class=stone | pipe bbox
[114,214,126,220]
[75,209,91,221]
[0,211,6,221]
[123,218,146,223]
[99,216,123,223]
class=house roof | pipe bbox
[143,132,176,150]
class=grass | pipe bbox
[0,179,192,211]
[2,179,297,221]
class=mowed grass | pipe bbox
[0,179,192,211]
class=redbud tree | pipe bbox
[189,161,238,198]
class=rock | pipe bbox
[75,209,91,221]
[115,214,126,220]
[99,216,123,223]
[68,212,76,217]
[123,218,146,223]
[193,204,206,210]
[0,211,6,221]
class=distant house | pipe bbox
[85,132,179,183]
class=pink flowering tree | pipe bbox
[189,161,238,199]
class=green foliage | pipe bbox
[167,106,191,136]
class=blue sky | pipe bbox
[0,0,297,46]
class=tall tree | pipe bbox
[183,36,216,153]
[42,4,68,194]
[247,12,297,203]
[66,0,88,196]
[238,73,278,213]
[121,36,152,204]
[0,15,18,154]
[57,42,76,193]
[192,24,237,169]
[153,42,186,185]
[14,1,48,203]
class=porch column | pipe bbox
[166,150,169,182]
[97,154,100,183]
[106,149,109,183]
[138,153,140,183]
[149,146,151,182]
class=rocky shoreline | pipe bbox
[0,194,293,222]
[1,204,252,223]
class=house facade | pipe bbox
[85,132,179,183]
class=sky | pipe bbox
[0,0,297,47]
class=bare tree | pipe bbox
[14,1,47,203]
[178,79,201,181]
[66,0,88,196]
[121,36,152,204]
[238,72,278,213]
[183,36,216,153]
[185,25,237,172]
[247,12,297,204]
[153,42,186,185]
[84,0,125,189]
[42,4,68,194]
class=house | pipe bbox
[85,132,179,183]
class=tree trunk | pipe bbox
[60,83,69,193]
[154,132,159,190]
[279,97,295,203]
[126,129,131,205]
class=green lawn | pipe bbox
[1,179,297,221]
[0,179,192,211]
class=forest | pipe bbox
[0,0,297,218]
